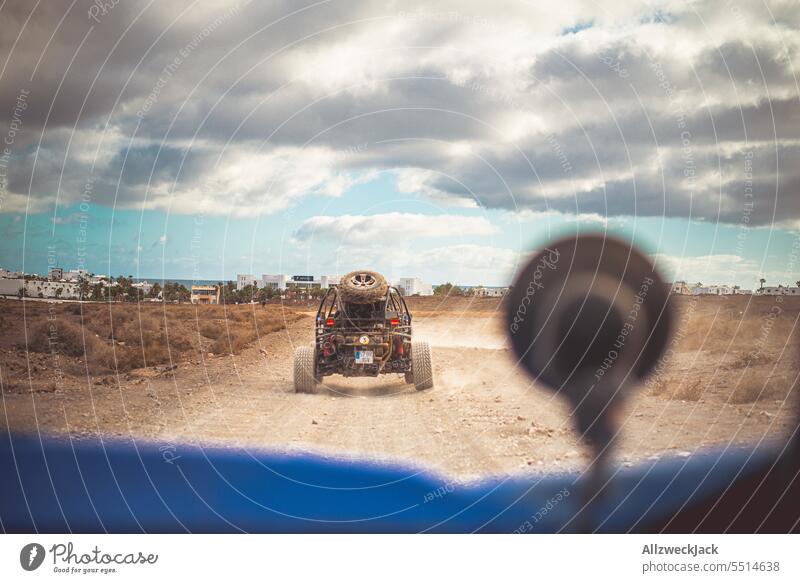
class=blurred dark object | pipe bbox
[507,235,672,444]
[506,234,798,533]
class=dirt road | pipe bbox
[3,297,796,480]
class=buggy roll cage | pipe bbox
[315,285,412,328]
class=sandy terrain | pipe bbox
[1,296,798,480]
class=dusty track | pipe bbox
[3,296,797,480]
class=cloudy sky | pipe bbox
[0,0,798,286]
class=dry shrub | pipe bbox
[20,302,300,371]
[679,314,746,352]
[28,319,115,372]
[29,318,94,357]
[672,379,704,401]
[65,303,83,315]
[230,310,249,323]
[115,320,145,345]
[647,375,670,397]
[725,351,772,369]
[209,309,298,354]
[731,370,796,404]
[210,327,256,354]
[199,322,221,339]
[675,298,799,357]
[648,375,704,401]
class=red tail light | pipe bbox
[390,318,399,326]
[326,318,335,326]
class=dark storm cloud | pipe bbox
[0,0,797,226]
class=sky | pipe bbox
[0,0,798,287]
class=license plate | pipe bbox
[355,350,373,364]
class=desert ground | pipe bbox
[1,295,797,480]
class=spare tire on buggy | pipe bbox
[338,270,389,304]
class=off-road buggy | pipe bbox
[294,270,433,393]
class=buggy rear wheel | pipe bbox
[411,341,433,390]
[294,345,318,394]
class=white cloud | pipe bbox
[404,243,518,269]
[651,253,759,285]
[508,208,609,225]
[397,243,521,285]
[293,212,497,243]
[144,146,371,216]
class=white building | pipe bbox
[320,275,340,289]
[261,274,291,290]
[63,269,90,282]
[90,274,110,285]
[236,274,258,290]
[687,284,753,296]
[261,274,340,291]
[0,278,24,296]
[0,268,21,279]
[706,285,734,295]
[758,286,800,296]
[396,277,433,297]
[670,281,692,295]
[24,280,81,299]
[691,286,731,295]
[472,286,508,298]
[132,281,153,296]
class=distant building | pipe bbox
[260,274,340,292]
[132,281,153,296]
[687,283,739,295]
[471,286,508,298]
[758,286,800,296]
[236,274,257,290]
[320,275,340,289]
[48,267,63,281]
[0,278,24,296]
[683,284,753,296]
[190,285,220,305]
[90,274,111,286]
[261,274,290,291]
[396,277,433,296]
[24,280,80,299]
[63,269,90,282]
[669,281,692,295]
